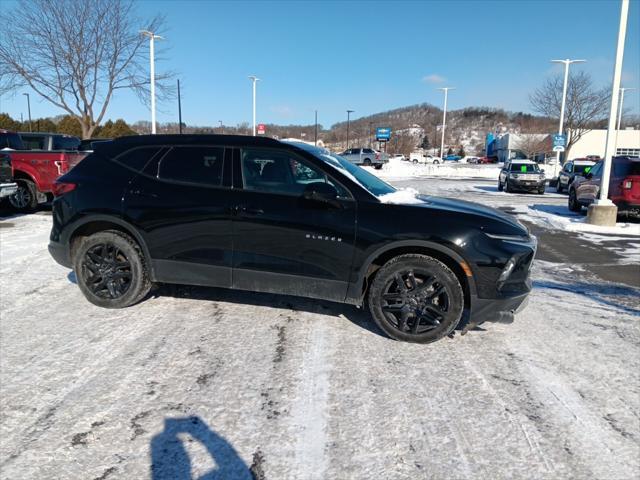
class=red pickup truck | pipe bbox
[0,130,87,211]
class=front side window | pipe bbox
[241,148,349,198]
[589,162,603,177]
[563,163,573,173]
[158,146,224,187]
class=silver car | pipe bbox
[339,148,387,169]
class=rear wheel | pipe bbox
[73,230,151,308]
[556,180,563,193]
[504,180,511,193]
[433,160,440,164]
[538,187,545,194]
[363,158,372,166]
[412,159,418,164]
[497,180,503,192]
[374,164,383,170]
[9,179,38,212]
[568,189,581,212]
[368,254,464,343]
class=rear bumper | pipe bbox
[48,240,72,268]
[0,182,17,198]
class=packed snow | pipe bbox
[366,156,501,180]
[377,187,423,204]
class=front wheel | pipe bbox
[374,164,383,170]
[9,179,38,212]
[497,181,503,192]
[556,181,563,193]
[568,189,581,212]
[73,230,151,308]
[504,180,511,193]
[412,159,418,164]
[363,158,372,166]
[368,254,464,343]
[433,160,440,164]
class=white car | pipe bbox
[391,153,406,162]
[409,151,441,164]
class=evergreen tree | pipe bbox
[447,147,453,156]
[57,115,83,137]
[457,147,466,158]
[0,113,22,131]
[419,135,431,150]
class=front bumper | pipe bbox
[507,178,545,191]
[470,285,530,325]
[0,182,18,198]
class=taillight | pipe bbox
[376,153,380,160]
[52,181,76,197]
[623,180,632,189]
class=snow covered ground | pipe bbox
[364,156,501,180]
[1,185,639,479]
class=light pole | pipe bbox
[22,93,32,132]
[140,30,164,134]
[616,86,635,133]
[177,79,182,134]
[589,0,629,226]
[437,87,454,159]
[248,75,260,135]
[346,110,354,149]
[551,58,586,167]
[219,120,223,134]
[314,110,318,146]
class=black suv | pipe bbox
[49,135,536,343]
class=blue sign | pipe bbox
[552,134,566,152]
[376,127,392,141]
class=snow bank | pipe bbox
[523,204,640,236]
[367,157,501,180]
[377,187,423,204]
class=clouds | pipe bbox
[422,74,446,84]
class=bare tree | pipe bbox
[514,134,552,160]
[530,71,609,158]
[0,0,172,138]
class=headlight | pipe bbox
[510,173,518,179]
[498,257,517,282]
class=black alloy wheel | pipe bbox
[368,254,464,343]
[9,179,38,212]
[81,243,132,299]
[568,189,581,212]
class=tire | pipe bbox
[538,187,545,195]
[73,230,151,308]
[497,181,503,192]
[363,158,372,166]
[374,164,383,170]
[367,254,464,344]
[568,189,581,212]
[504,180,511,193]
[9,179,38,212]
[556,180,563,193]
[412,159,418,164]
[433,160,440,164]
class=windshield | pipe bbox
[510,163,540,173]
[574,164,594,174]
[287,142,396,197]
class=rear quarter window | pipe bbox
[113,147,164,172]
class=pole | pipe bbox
[177,79,183,134]
[437,88,453,159]
[369,122,373,147]
[219,120,223,134]
[346,110,354,149]
[598,0,629,206]
[314,110,318,146]
[556,61,570,166]
[248,76,259,136]
[615,87,635,149]
[23,93,32,132]
[150,35,156,134]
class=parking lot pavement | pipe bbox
[1,183,639,479]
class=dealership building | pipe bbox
[488,128,640,163]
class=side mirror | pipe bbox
[302,182,339,206]
[585,172,593,179]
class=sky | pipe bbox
[1,0,639,129]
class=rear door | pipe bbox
[124,145,233,287]
[230,147,356,302]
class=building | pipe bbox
[566,128,640,159]
[487,128,640,163]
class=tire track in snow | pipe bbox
[288,321,331,480]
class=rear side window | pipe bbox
[158,146,225,187]
[0,132,24,150]
[52,135,80,150]
[363,149,375,154]
[613,160,640,177]
[114,147,163,172]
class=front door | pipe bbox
[231,147,356,302]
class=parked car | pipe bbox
[443,155,461,162]
[391,153,406,162]
[498,160,546,194]
[556,159,596,193]
[0,152,18,199]
[409,151,441,164]
[339,147,386,169]
[568,157,640,217]
[0,129,88,211]
[20,132,81,151]
[49,135,536,344]
[479,156,498,164]
[462,156,480,164]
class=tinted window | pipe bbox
[241,148,349,197]
[0,132,25,150]
[563,163,572,172]
[52,135,80,150]
[352,149,361,154]
[21,135,47,150]
[115,147,163,172]
[613,160,640,177]
[589,162,603,176]
[363,149,375,154]
[574,164,593,175]
[158,146,224,187]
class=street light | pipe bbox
[248,75,260,136]
[590,0,629,226]
[314,110,318,146]
[437,87,454,159]
[22,93,32,132]
[346,110,354,149]
[219,120,223,134]
[615,87,635,150]
[550,58,586,167]
[140,30,164,134]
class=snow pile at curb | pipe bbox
[365,157,501,180]
[522,204,640,236]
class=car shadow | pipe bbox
[530,203,584,218]
[150,416,254,480]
